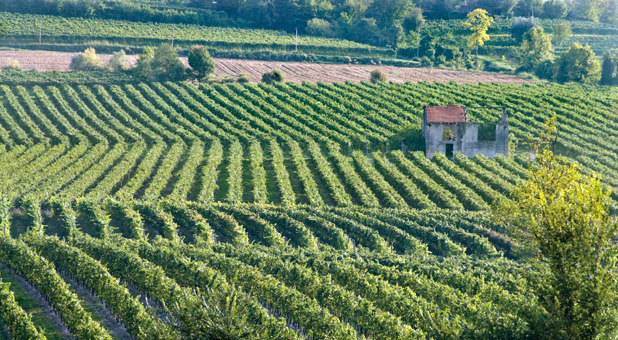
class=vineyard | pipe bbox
[0,12,392,58]
[0,80,616,338]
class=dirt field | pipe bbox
[0,50,533,84]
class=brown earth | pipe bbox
[0,50,534,84]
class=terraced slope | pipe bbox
[0,198,528,339]
[0,81,615,207]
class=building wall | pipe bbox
[424,122,509,158]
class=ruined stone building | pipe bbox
[422,105,509,159]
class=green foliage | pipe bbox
[306,18,334,37]
[107,50,130,72]
[494,117,618,339]
[168,287,266,339]
[261,68,285,84]
[551,22,572,47]
[520,26,553,71]
[70,47,101,71]
[554,42,601,84]
[370,69,388,83]
[543,0,568,19]
[511,17,539,43]
[600,50,618,85]
[188,45,215,79]
[133,44,186,82]
[236,72,250,83]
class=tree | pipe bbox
[306,18,334,37]
[552,22,572,47]
[107,50,130,72]
[493,117,618,339]
[543,0,568,18]
[149,44,186,82]
[511,17,539,43]
[402,6,425,33]
[600,50,618,85]
[188,45,215,79]
[462,9,494,62]
[571,0,602,21]
[133,46,155,80]
[366,0,413,29]
[70,47,101,71]
[554,43,601,84]
[520,26,553,70]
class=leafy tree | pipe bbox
[543,0,568,18]
[520,26,553,70]
[552,22,572,47]
[306,18,334,37]
[511,17,539,43]
[571,0,602,21]
[514,0,544,17]
[188,45,215,79]
[494,117,618,339]
[600,50,618,85]
[132,46,155,80]
[149,43,186,82]
[366,0,413,29]
[402,6,425,34]
[107,50,130,72]
[554,43,601,84]
[70,47,101,71]
[462,9,494,62]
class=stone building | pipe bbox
[422,105,509,159]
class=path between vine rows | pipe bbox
[0,50,534,84]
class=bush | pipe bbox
[370,69,388,83]
[134,44,186,82]
[1,59,21,71]
[70,48,101,71]
[511,17,539,43]
[261,69,285,84]
[543,0,568,19]
[306,18,334,37]
[188,45,215,79]
[107,50,130,72]
[534,59,555,79]
[554,43,601,84]
[236,72,250,84]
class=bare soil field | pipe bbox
[0,50,533,84]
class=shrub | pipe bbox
[554,43,601,84]
[261,69,285,84]
[188,45,215,79]
[306,18,334,37]
[370,69,388,83]
[1,59,21,71]
[70,48,101,71]
[236,72,250,84]
[134,44,186,82]
[108,50,130,72]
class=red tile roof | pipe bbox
[426,106,467,124]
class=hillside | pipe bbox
[0,50,533,84]
[0,81,615,205]
[0,77,616,337]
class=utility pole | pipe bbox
[295,27,298,52]
[172,27,175,48]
